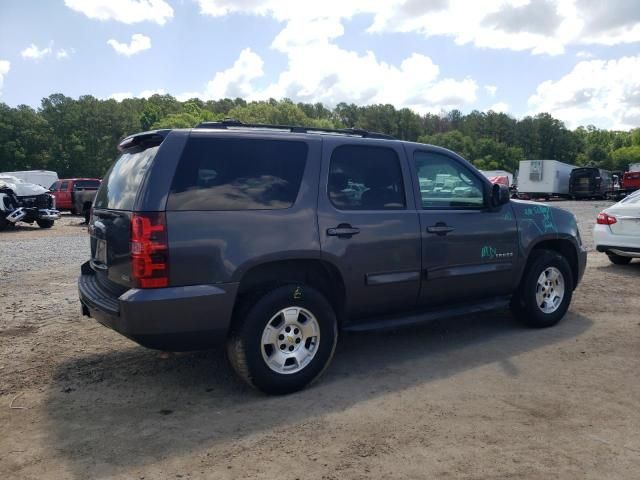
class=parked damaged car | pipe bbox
[0,175,60,230]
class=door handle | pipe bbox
[327,224,360,238]
[427,224,454,235]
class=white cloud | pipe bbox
[195,0,640,55]
[528,56,640,129]
[64,0,173,25]
[21,43,53,60]
[139,88,166,98]
[109,92,133,102]
[193,1,478,111]
[484,85,498,97]
[108,89,165,101]
[489,101,509,113]
[107,34,151,56]
[56,48,71,59]
[576,50,594,58]
[0,60,10,96]
[182,45,477,114]
[202,48,264,99]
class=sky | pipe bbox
[0,0,639,129]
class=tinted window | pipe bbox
[73,180,101,190]
[50,181,60,192]
[60,181,69,190]
[168,137,307,211]
[328,145,405,210]
[94,146,159,210]
[414,152,484,208]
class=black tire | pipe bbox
[37,219,54,229]
[511,249,573,328]
[607,252,632,265]
[0,214,7,231]
[226,284,338,395]
[84,209,91,224]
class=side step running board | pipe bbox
[343,296,511,333]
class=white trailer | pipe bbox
[516,160,576,198]
[0,170,59,188]
[629,163,640,172]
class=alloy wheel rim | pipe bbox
[535,267,565,314]
[260,307,320,374]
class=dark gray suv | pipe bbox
[79,121,587,394]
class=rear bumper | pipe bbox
[593,224,640,257]
[78,262,239,351]
[595,245,640,257]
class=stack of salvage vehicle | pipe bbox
[0,175,60,230]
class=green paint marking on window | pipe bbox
[293,286,302,300]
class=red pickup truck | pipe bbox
[622,170,640,192]
[50,178,101,217]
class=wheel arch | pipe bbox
[526,238,579,289]
[233,258,347,326]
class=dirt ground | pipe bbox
[1,204,639,480]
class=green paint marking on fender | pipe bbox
[293,286,302,300]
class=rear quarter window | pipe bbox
[167,137,308,211]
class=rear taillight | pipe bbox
[596,212,617,225]
[131,212,169,288]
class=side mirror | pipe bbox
[491,183,510,207]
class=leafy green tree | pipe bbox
[611,146,640,171]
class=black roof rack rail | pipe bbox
[195,119,396,140]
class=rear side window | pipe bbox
[328,145,405,210]
[168,137,307,211]
[94,146,159,210]
[73,180,101,190]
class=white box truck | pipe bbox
[0,170,58,188]
[516,160,576,199]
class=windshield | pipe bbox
[93,146,159,210]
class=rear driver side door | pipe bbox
[317,140,421,321]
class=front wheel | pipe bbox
[511,249,573,328]
[227,285,338,394]
[607,252,632,265]
[36,219,54,229]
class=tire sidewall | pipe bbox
[238,285,337,394]
[521,251,573,328]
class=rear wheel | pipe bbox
[511,249,573,328]
[607,252,632,265]
[0,214,7,231]
[227,284,338,394]
[36,219,54,228]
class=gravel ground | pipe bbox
[1,202,639,480]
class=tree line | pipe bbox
[1,93,639,178]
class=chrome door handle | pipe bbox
[327,225,360,238]
[427,224,454,235]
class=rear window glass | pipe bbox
[168,137,307,211]
[94,146,159,210]
[73,180,101,190]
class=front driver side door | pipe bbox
[409,149,518,307]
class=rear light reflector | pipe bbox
[596,212,617,225]
[130,212,169,288]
